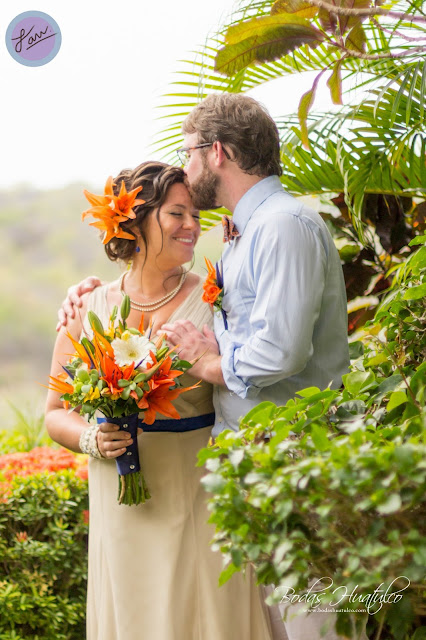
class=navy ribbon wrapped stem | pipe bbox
[97,414,140,476]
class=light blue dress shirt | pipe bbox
[212,176,349,436]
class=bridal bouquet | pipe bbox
[48,295,196,505]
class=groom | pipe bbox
[160,94,350,444]
[58,94,361,640]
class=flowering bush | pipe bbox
[0,447,88,639]
[198,237,426,640]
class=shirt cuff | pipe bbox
[220,338,261,400]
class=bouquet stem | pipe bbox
[118,469,151,505]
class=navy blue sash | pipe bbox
[141,412,215,433]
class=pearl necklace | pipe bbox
[119,271,186,312]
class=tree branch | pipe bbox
[307,0,426,24]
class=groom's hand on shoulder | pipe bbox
[56,276,103,331]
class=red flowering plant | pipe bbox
[48,295,197,506]
[0,447,88,501]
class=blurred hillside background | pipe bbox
[0,185,222,424]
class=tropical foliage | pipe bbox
[197,236,426,639]
[155,0,426,328]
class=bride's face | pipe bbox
[144,182,201,270]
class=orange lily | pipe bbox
[82,176,114,210]
[100,355,134,396]
[88,216,135,245]
[110,179,145,218]
[146,356,183,390]
[138,380,201,425]
[82,177,145,245]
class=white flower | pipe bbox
[111,335,156,367]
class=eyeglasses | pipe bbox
[176,142,231,166]
[176,143,213,166]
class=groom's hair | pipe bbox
[182,94,282,177]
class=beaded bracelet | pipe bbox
[79,425,103,459]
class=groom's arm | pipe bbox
[219,213,327,399]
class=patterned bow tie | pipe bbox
[222,215,240,243]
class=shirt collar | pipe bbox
[233,175,283,236]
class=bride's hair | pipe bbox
[105,161,186,263]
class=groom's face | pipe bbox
[182,134,220,211]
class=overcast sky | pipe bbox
[1,0,341,189]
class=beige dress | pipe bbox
[83,281,274,640]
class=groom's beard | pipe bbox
[186,159,220,210]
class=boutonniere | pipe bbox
[202,258,228,329]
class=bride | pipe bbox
[45,160,275,640]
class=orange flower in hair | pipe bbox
[82,177,146,244]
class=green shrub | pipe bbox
[0,452,88,640]
[198,238,426,640]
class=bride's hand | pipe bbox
[96,422,138,459]
[56,276,103,331]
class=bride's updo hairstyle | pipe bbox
[105,161,186,263]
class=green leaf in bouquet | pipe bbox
[76,368,90,382]
[171,358,193,372]
[81,403,93,415]
[134,386,144,399]
[120,387,132,400]
[133,372,147,383]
